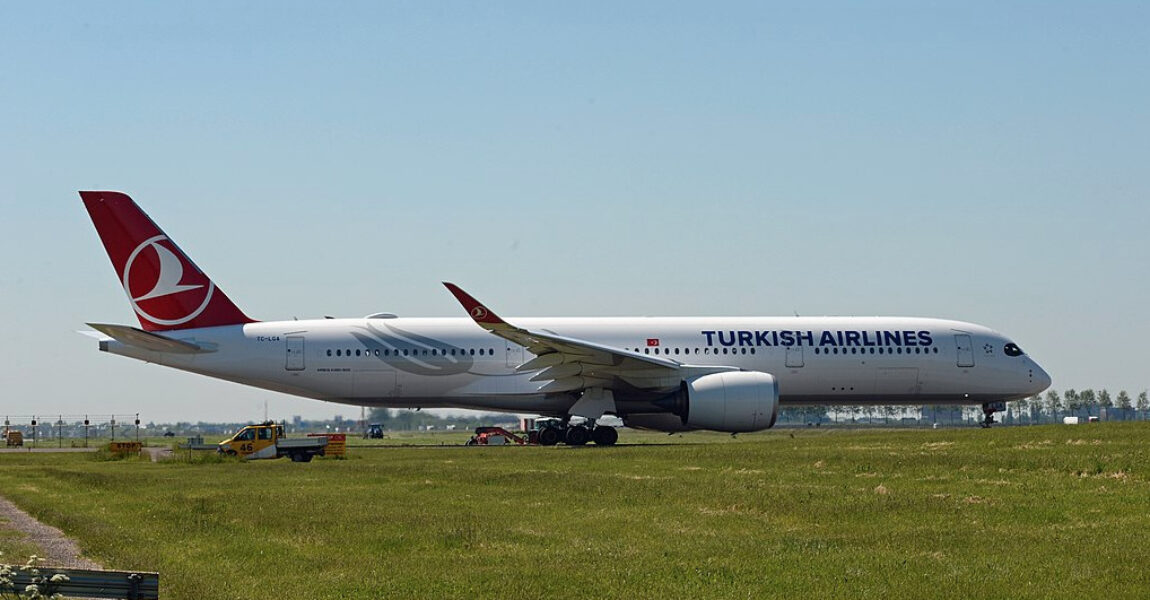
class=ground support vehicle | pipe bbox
[219,422,327,462]
[3,430,22,447]
[466,426,530,445]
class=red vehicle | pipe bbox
[466,427,532,446]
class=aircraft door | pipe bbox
[506,341,524,368]
[785,345,804,368]
[955,334,975,368]
[286,336,305,371]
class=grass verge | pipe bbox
[1,424,1148,599]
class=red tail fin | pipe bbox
[81,191,256,331]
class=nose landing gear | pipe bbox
[980,401,1007,428]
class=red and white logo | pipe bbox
[471,306,489,320]
[646,338,660,347]
[122,235,216,327]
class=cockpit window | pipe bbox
[1003,343,1024,357]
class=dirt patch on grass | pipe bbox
[0,495,100,568]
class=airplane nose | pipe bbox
[1029,360,1052,394]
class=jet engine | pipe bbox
[678,371,779,433]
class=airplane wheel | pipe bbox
[565,425,590,446]
[538,427,562,446]
[591,426,618,446]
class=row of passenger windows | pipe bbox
[631,347,757,355]
[326,345,941,360]
[327,347,495,358]
[813,346,940,355]
[629,346,941,356]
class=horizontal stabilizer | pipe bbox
[86,323,214,354]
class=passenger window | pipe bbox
[257,428,271,440]
[327,349,332,357]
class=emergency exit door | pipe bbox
[785,345,804,368]
[506,341,524,368]
[955,334,974,368]
[286,336,305,371]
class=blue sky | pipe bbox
[1,2,1147,423]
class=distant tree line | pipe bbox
[777,388,1150,427]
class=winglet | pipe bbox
[442,282,508,327]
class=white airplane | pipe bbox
[81,191,1051,445]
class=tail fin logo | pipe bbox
[123,235,216,327]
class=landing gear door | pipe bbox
[955,334,974,368]
[286,336,305,371]
[785,345,804,368]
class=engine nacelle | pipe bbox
[682,371,779,433]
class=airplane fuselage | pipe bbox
[102,314,1050,417]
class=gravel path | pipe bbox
[0,494,101,568]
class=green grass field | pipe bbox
[1,424,1148,599]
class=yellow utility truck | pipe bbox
[219,422,327,462]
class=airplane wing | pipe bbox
[443,283,715,394]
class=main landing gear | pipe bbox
[536,419,618,446]
[980,401,1007,428]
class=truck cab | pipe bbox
[219,422,326,462]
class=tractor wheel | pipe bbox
[564,425,590,446]
[592,426,618,446]
[537,427,562,446]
